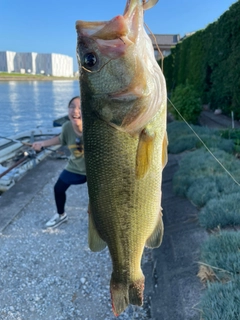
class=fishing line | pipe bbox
[167,97,240,187]
[143,22,239,187]
[144,22,164,71]
[81,59,113,74]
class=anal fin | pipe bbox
[88,204,107,252]
[162,131,168,169]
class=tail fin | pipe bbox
[110,281,129,316]
[110,277,144,316]
[129,277,144,306]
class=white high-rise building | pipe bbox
[0,51,73,77]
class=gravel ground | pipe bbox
[0,167,150,320]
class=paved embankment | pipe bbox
[143,154,207,320]
[199,110,240,129]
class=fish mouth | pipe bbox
[76,1,159,60]
[76,0,143,59]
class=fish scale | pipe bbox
[76,0,167,316]
[83,107,165,297]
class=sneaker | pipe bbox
[45,213,68,228]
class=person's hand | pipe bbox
[32,141,44,151]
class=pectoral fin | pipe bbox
[88,204,107,252]
[135,126,155,179]
[145,210,164,248]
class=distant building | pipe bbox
[148,34,180,60]
[0,51,73,77]
[180,32,196,41]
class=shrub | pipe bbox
[199,193,240,229]
[170,81,202,124]
[201,231,240,277]
[186,177,219,208]
[167,121,234,154]
[195,134,234,153]
[220,129,240,153]
[168,134,199,154]
[200,231,240,319]
[216,174,240,195]
[200,276,240,320]
[173,149,239,198]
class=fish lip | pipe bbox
[76,0,142,41]
[76,3,141,62]
[76,20,109,37]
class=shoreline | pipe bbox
[0,75,79,81]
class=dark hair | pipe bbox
[68,96,80,108]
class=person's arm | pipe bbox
[32,135,61,151]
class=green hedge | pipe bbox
[164,1,240,119]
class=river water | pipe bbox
[0,80,80,137]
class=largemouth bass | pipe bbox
[76,0,168,315]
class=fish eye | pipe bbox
[83,52,97,67]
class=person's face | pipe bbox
[68,98,82,126]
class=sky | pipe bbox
[0,0,238,71]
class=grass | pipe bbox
[0,72,77,81]
[0,72,45,77]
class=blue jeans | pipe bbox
[54,170,87,214]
